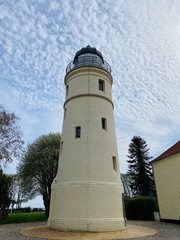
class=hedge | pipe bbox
[9,207,31,213]
[125,196,157,220]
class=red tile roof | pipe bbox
[151,140,180,163]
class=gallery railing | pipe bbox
[66,55,111,74]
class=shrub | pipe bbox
[125,196,157,220]
[9,207,31,213]
[22,207,31,213]
[0,212,47,224]
[32,208,45,212]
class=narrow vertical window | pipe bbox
[75,126,81,138]
[64,108,67,120]
[66,85,69,97]
[61,141,63,154]
[112,156,117,172]
[101,118,107,130]
[99,80,104,91]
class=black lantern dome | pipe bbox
[73,45,104,63]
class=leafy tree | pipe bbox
[0,105,24,168]
[18,133,60,217]
[127,136,155,197]
[0,170,11,217]
[9,175,29,209]
[121,173,134,198]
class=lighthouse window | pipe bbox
[112,156,117,172]
[75,126,81,138]
[64,108,67,119]
[61,141,63,154]
[99,80,104,91]
[66,85,69,97]
[101,118,107,130]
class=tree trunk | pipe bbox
[43,193,50,217]
[0,210,8,221]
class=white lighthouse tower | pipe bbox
[48,46,126,232]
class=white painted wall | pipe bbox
[48,66,125,231]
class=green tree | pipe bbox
[0,169,11,220]
[121,173,134,198]
[18,133,61,217]
[0,105,24,168]
[9,175,30,209]
[127,136,155,197]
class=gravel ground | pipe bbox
[129,221,180,240]
[0,220,179,240]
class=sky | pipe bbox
[0,0,179,207]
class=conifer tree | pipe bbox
[127,136,155,196]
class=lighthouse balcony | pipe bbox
[66,55,111,74]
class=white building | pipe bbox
[48,46,126,232]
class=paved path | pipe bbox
[0,220,179,240]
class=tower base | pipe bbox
[48,217,126,232]
[48,181,126,232]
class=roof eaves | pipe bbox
[151,150,180,163]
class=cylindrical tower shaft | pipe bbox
[48,46,126,232]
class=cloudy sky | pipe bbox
[0,0,179,206]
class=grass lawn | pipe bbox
[0,212,47,224]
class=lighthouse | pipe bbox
[48,46,126,232]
